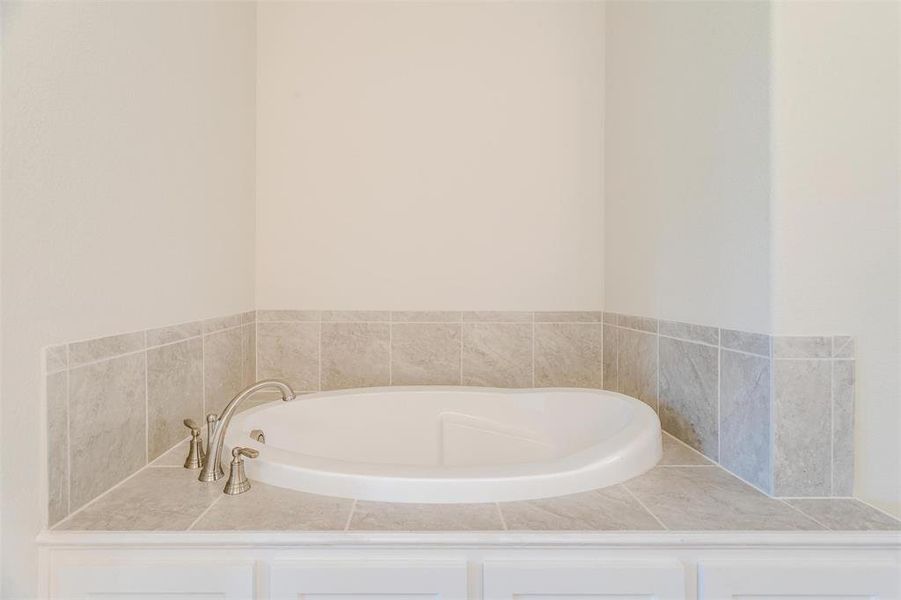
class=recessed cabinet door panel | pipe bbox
[268,560,468,600]
[483,561,685,600]
[52,562,255,599]
[698,561,901,599]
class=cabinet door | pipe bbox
[483,560,685,600]
[269,560,468,600]
[699,561,901,599]
[52,561,255,599]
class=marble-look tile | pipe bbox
[832,360,855,496]
[832,336,855,358]
[202,313,243,334]
[719,350,772,493]
[602,312,620,325]
[602,324,618,391]
[151,440,189,466]
[256,310,320,322]
[256,322,319,391]
[242,323,256,386]
[534,323,603,388]
[785,499,901,531]
[720,329,770,357]
[624,467,822,530]
[350,501,502,530]
[47,371,69,524]
[321,311,389,322]
[462,311,532,323]
[193,482,352,530]
[618,314,658,333]
[461,323,532,388]
[774,336,831,358]
[146,321,202,347]
[68,331,145,368]
[147,338,203,461]
[660,432,713,466]
[68,353,147,511]
[533,311,604,323]
[774,359,831,496]
[658,320,718,346]
[321,322,390,390]
[55,468,220,531]
[203,327,245,415]
[45,345,68,373]
[617,328,657,410]
[659,337,718,459]
[391,311,461,323]
[241,310,256,324]
[391,323,461,385]
[500,487,661,530]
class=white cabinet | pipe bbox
[484,560,685,600]
[699,561,901,599]
[268,559,468,600]
[51,561,255,599]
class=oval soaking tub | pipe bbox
[225,386,661,503]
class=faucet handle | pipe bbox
[183,418,205,470]
[183,418,201,435]
[224,447,258,495]
[233,446,259,460]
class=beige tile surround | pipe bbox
[53,432,899,533]
[255,310,605,391]
[46,309,858,529]
[602,312,856,498]
[44,312,255,525]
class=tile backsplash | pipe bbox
[603,313,856,498]
[45,308,855,526]
[44,312,255,525]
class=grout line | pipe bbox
[201,331,207,418]
[717,343,722,462]
[830,358,835,496]
[388,323,393,385]
[53,462,154,528]
[621,484,668,531]
[343,499,358,531]
[658,332,720,350]
[316,316,322,392]
[777,497,832,530]
[65,353,71,517]
[187,494,224,531]
[848,496,901,522]
[530,319,535,387]
[495,503,508,531]
[661,431,715,464]
[143,345,149,465]
[459,322,464,385]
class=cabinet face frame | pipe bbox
[698,560,901,599]
[37,532,901,600]
[268,559,468,599]
[483,559,686,599]
[50,559,256,599]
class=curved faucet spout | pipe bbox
[199,379,296,482]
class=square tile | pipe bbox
[391,323,461,385]
[321,322,390,389]
[500,487,661,530]
[256,322,319,391]
[461,323,532,388]
[534,323,603,388]
[659,337,718,459]
[350,501,502,531]
[147,338,203,461]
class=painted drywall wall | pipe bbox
[604,0,771,333]
[255,1,605,311]
[771,0,901,516]
[0,2,257,596]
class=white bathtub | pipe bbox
[226,386,661,503]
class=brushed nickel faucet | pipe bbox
[182,419,205,469]
[198,379,296,484]
[224,446,259,495]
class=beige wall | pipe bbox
[604,0,772,333]
[255,1,605,311]
[0,2,257,596]
[771,0,901,516]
